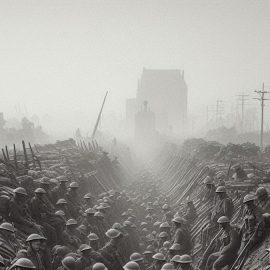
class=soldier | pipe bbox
[100,228,124,270]
[9,258,36,270]
[159,222,171,239]
[184,201,197,225]
[88,233,100,251]
[60,256,77,270]
[51,246,70,270]
[170,255,181,269]
[17,234,48,270]
[256,187,270,214]
[205,216,240,270]
[30,188,64,246]
[83,193,94,209]
[39,178,55,210]
[177,255,193,270]
[0,223,20,260]
[55,199,72,219]
[202,186,234,248]
[52,177,68,203]
[9,187,42,235]
[147,253,166,270]
[62,219,81,250]
[94,211,107,246]
[168,244,181,260]
[158,232,169,249]
[76,244,95,270]
[66,182,83,219]
[202,177,216,203]
[130,253,145,270]
[171,217,192,255]
[82,208,98,235]
[239,194,264,253]
[143,248,154,268]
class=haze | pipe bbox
[0,0,269,139]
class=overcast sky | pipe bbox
[0,0,269,137]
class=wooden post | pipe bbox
[29,143,36,168]
[22,140,29,169]
[13,144,18,170]
[1,149,7,161]
[5,146,10,161]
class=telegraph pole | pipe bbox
[236,93,249,132]
[254,83,269,150]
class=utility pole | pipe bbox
[236,93,249,132]
[254,83,269,150]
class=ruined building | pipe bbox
[126,68,188,137]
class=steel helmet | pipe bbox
[217,216,230,224]
[123,220,133,227]
[13,187,27,196]
[92,263,108,270]
[169,243,181,251]
[140,222,148,227]
[143,249,154,255]
[56,198,67,205]
[57,176,68,182]
[153,221,161,227]
[171,255,181,263]
[40,177,50,185]
[69,182,79,188]
[159,232,168,238]
[178,254,192,263]
[105,228,122,239]
[55,210,65,216]
[160,222,171,228]
[124,261,140,270]
[0,222,15,233]
[94,211,104,218]
[26,234,47,242]
[172,216,186,224]
[152,253,166,261]
[66,219,78,226]
[79,244,92,252]
[112,223,123,230]
[216,186,226,193]
[162,204,169,210]
[62,256,76,270]
[161,263,176,270]
[9,258,36,269]
[88,233,99,241]
[0,254,4,266]
[162,241,170,249]
[256,187,268,198]
[243,194,256,203]
[130,252,144,262]
[203,176,213,184]
[153,201,159,206]
[34,188,46,194]
[85,208,96,215]
[83,193,93,199]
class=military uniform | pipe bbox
[100,242,124,270]
[205,225,240,270]
[172,227,192,255]
[9,197,38,235]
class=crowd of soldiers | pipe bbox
[0,156,270,270]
